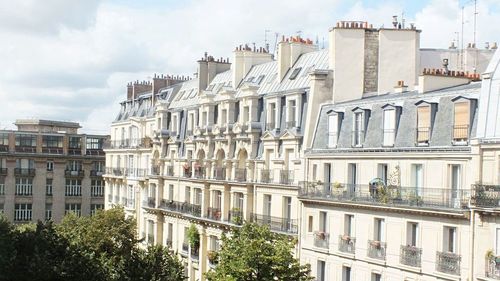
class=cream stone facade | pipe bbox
[104,20,499,281]
[0,119,107,222]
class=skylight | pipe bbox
[289,67,302,80]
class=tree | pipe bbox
[205,223,313,281]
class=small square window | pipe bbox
[289,67,302,80]
[47,161,54,171]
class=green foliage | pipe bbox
[205,223,313,281]
[0,208,185,281]
[186,223,200,247]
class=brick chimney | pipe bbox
[132,80,152,100]
[197,52,231,91]
[278,36,317,80]
[127,83,133,100]
[152,74,187,104]
[232,44,273,87]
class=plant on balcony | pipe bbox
[316,231,326,240]
[341,234,351,241]
[207,250,219,265]
[186,224,200,249]
[486,249,500,263]
[333,182,343,189]
[370,240,381,248]
[408,192,423,206]
[231,208,243,225]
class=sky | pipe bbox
[0,0,499,134]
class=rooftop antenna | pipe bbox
[473,0,478,73]
[264,29,271,52]
[401,11,405,28]
[272,32,279,57]
[461,5,465,70]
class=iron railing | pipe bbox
[42,147,63,154]
[15,146,36,153]
[228,209,243,225]
[436,251,461,276]
[251,213,298,234]
[14,168,36,177]
[193,166,205,179]
[147,197,156,207]
[400,245,422,267]
[260,169,272,183]
[106,138,153,149]
[452,124,469,144]
[65,170,85,177]
[472,184,500,208]
[90,170,104,177]
[159,200,201,217]
[416,127,430,145]
[486,255,500,279]
[313,231,329,249]
[299,182,470,211]
[367,240,386,260]
[279,170,293,185]
[207,207,222,221]
[338,235,356,254]
[213,167,226,180]
[151,165,160,176]
[234,168,247,182]
[165,165,174,176]
[0,168,7,176]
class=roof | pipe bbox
[168,78,200,109]
[476,48,500,140]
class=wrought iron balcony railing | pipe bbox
[367,240,386,260]
[90,170,104,177]
[436,251,461,276]
[159,200,201,217]
[400,245,422,267]
[165,165,174,176]
[193,166,205,179]
[213,167,226,180]
[260,169,272,183]
[472,184,500,208]
[416,127,430,145]
[207,207,222,221]
[338,235,356,254]
[234,168,247,182]
[279,170,293,185]
[313,231,329,249]
[65,170,84,177]
[452,124,469,144]
[251,213,298,234]
[486,255,500,279]
[0,168,7,176]
[14,168,36,177]
[228,209,243,225]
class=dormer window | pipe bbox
[255,75,265,85]
[287,99,297,129]
[245,76,255,82]
[352,108,370,147]
[451,97,475,145]
[381,104,401,147]
[327,112,342,148]
[221,109,227,126]
[267,102,276,130]
[243,106,250,123]
[289,67,302,80]
[415,101,437,146]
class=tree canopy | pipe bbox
[205,222,313,281]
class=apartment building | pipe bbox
[0,119,107,223]
[300,23,500,281]
[103,19,498,281]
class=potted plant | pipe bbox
[207,250,219,264]
[370,240,381,248]
[187,224,200,250]
[316,231,325,240]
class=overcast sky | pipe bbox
[0,0,499,134]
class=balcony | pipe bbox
[472,184,500,208]
[260,169,272,183]
[436,251,461,276]
[0,168,7,176]
[182,167,192,178]
[151,165,160,176]
[299,182,470,211]
[159,200,201,217]
[127,168,147,178]
[486,255,500,279]
[452,124,469,145]
[68,148,82,155]
[286,120,297,129]
[193,166,205,179]
[147,197,156,208]
[207,207,222,221]
[181,242,189,254]
[313,231,329,249]
[190,246,199,261]
[228,209,243,225]
[14,168,35,177]
[416,127,430,146]
[367,240,386,260]
[65,170,84,177]
[15,146,36,153]
[165,165,174,176]
[213,167,226,180]
[400,245,422,268]
[106,138,152,149]
[279,170,293,185]
[90,170,104,177]
[338,235,356,254]
[251,213,298,234]
[0,144,8,152]
[234,168,247,182]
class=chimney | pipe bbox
[132,80,152,99]
[197,52,231,91]
[278,35,318,80]
[127,83,133,100]
[394,80,408,93]
[232,45,273,87]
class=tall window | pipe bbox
[416,105,431,145]
[407,222,419,247]
[42,135,63,148]
[268,103,276,129]
[288,100,296,128]
[194,188,202,205]
[15,134,36,147]
[411,164,423,195]
[168,184,174,200]
[263,194,272,217]
[65,204,81,216]
[377,164,388,185]
[243,106,250,123]
[46,179,53,196]
[212,190,222,209]
[15,178,33,195]
[371,273,381,281]
[14,204,32,221]
[342,266,351,281]
[91,180,104,197]
[45,204,52,220]
[69,136,81,148]
[86,137,103,150]
[184,186,191,203]
[283,196,292,220]
[453,102,470,144]
[328,114,339,148]
[221,109,227,125]
[353,112,364,146]
[46,160,54,171]
[65,179,82,196]
[374,218,385,241]
[383,109,396,146]
[344,215,354,236]
[91,204,104,216]
[317,260,326,281]
[67,160,82,171]
[443,226,457,253]
[319,211,327,232]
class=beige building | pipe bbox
[0,119,107,222]
[104,20,499,281]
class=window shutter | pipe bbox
[328,115,338,147]
[453,102,469,139]
[417,106,431,142]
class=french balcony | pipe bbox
[86,148,104,156]
[180,202,202,217]
[182,167,192,178]
[228,209,243,225]
[14,168,36,177]
[313,231,329,249]
[416,127,430,146]
[234,168,247,182]
[165,165,174,177]
[436,251,461,276]
[65,169,84,178]
[400,245,422,268]
[279,170,293,185]
[486,255,500,279]
[472,184,500,208]
[452,124,469,145]
[112,168,123,176]
[338,235,356,254]
[251,213,298,234]
[0,168,7,176]
[127,168,147,178]
[147,197,156,207]
[213,167,226,180]
[159,200,202,217]
[367,240,386,260]
[207,207,222,221]
[298,182,470,211]
[260,169,272,183]
[266,122,276,131]
[193,166,205,179]
[151,165,160,176]
[90,170,104,177]
[42,147,63,154]
[15,146,36,153]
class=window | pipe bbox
[377,164,388,185]
[0,178,5,195]
[255,75,265,85]
[221,109,227,125]
[65,204,81,216]
[16,158,34,169]
[243,106,250,123]
[202,111,208,126]
[317,260,326,281]
[263,194,272,216]
[86,137,103,150]
[15,178,33,195]
[46,160,54,171]
[167,223,173,244]
[42,135,63,148]
[342,266,351,281]
[283,196,292,220]
[268,103,276,129]
[184,186,191,203]
[65,179,82,196]
[407,222,419,246]
[245,76,255,82]
[212,190,222,209]
[45,204,52,220]
[411,164,423,195]
[416,106,431,145]
[0,133,8,146]
[348,163,357,185]
[168,184,174,200]
[308,216,313,232]
[66,160,82,171]
[91,180,104,197]
[374,218,385,241]
[46,179,53,196]
[443,226,457,253]
[14,204,32,221]
[383,109,396,146]
[453,101,470,143]
[450,164,461,204]
[194,188,202,205]
[371,273,381,281]
[93,161,104,172]
[344,215,354,236]
[91,204,104,216]
[287,100,297,128]
[328,114,339,148]
[312,164,317,180]
[233,192,244,210]
[319,211,327,232]
[15,134,36,147]
[289,67,302,80]
[353,112,364,146]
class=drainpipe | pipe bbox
[468,201,475,281]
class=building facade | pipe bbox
[0,119,107,222]
[104,20,499,281]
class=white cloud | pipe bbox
[0,0,499,133]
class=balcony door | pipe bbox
[324,164,332,192]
